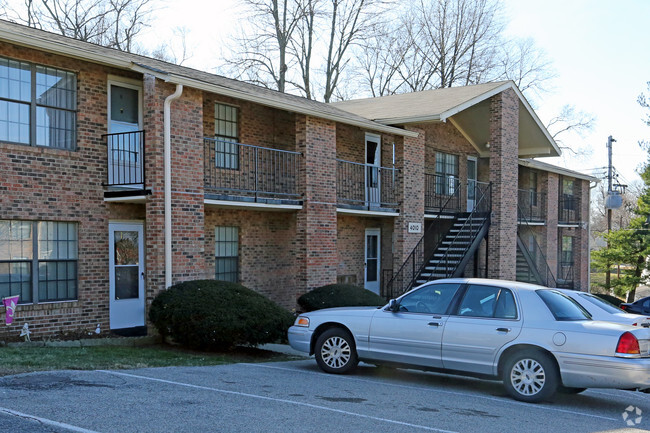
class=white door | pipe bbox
[467,156,477,211]
[365,228,381,294]
[109,222,145,329]
[365,133,381,207]
[108,82,143,186]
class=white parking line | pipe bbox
[245,363,621,422]
[99,370,459,433]
[0,407,101,433]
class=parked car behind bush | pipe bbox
[298,284,386,312]
[149,280,294,351]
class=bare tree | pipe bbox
[495,37,556,100]
[224,0,305,93]
[148,26,192,66]
[2,0,155,52]
[545,104,596,151]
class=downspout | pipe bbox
[164,84,183,288]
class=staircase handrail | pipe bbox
[420,182,492,284]
[383,183,464,299]
[516,203,557,287]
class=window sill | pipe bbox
[0,141,79,158]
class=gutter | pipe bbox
[164,84,183,288]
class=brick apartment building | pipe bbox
[0,20,596,337]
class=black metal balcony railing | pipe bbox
[104,130,145,187]
[204,138,301,202]
[336,159,399,210]
[425,174,462,212]
[559,196,581,224]
[557,262,574,289]
[518,189,546,222]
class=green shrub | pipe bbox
[149,280,295,351]
[298,284,386,312]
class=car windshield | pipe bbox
[578,293,624,314]
[537,290,591,321]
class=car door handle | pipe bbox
[496,327,511,333]
[428,322,441,327]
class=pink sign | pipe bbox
[3,295,19,325]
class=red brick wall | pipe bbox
[204,208,300,309]
[422,122,479,187]
[0,43,142,337]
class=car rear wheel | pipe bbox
[314,328,358,374]
[502,350,559,403]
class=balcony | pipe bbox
[204,138,302,205]
[103,130,150,200]
[336,160,399,212]
[558,196,581,225]
[518,189,546,223]
[425,174,461,214]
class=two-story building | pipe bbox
[0,20,596,338]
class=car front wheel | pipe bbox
[314,328,358,374]
[502,350,559,403]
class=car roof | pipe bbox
[425,278,549,292]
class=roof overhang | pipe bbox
[518,159,600,182]
[0,24,417,139]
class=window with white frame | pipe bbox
[214,103,239,169]
[0,56,77,150]
[215,226,238,282]
[0,220,78,303]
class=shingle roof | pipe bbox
[0,19,416,137]
[331,82,508,123]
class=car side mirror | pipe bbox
[387,299,399,312]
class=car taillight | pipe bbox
[616,331,640,355]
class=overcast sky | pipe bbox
[140,0,650,187]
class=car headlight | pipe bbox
[295,316,310,327]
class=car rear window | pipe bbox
[537,290,591,321]
[578,293,623,314]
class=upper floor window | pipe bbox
[0,57,77,150]
[435,152,459,195]
[561,178,576,211]
[214,103,239,169]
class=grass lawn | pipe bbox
[0,344,301,377]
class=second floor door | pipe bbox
[467,156,477,211]
[107,80,143,187]
[365,133,381,207]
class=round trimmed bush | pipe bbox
[298,283,386,312]
[149,280,295,351]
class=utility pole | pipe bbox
[605,135,616,289]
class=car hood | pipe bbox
[304,306,385,316]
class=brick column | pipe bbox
[144,78,206,305]
[143,75,165,303]
[393,128,425,272]
[575,180,590,290]
[487,88,519,280]
[295,115,338,295]
[544,172,559,278]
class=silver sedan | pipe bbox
[288,278,650,403]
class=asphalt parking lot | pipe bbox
[0,359,648,433]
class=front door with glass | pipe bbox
[109,222,145,330]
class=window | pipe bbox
[398,283,460,314]
[561,178,575,210]
[578,293,623,315]
[457,284,517,319]
[214,103,239,169]
[0,57,77,149]
[537,289,590,321]
[435,152,459,195]
[0,220,77,303]
[561,235,574,264]
[215,226,238,282]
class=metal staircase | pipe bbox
[515,204,557,287]
[383,183,491,300]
